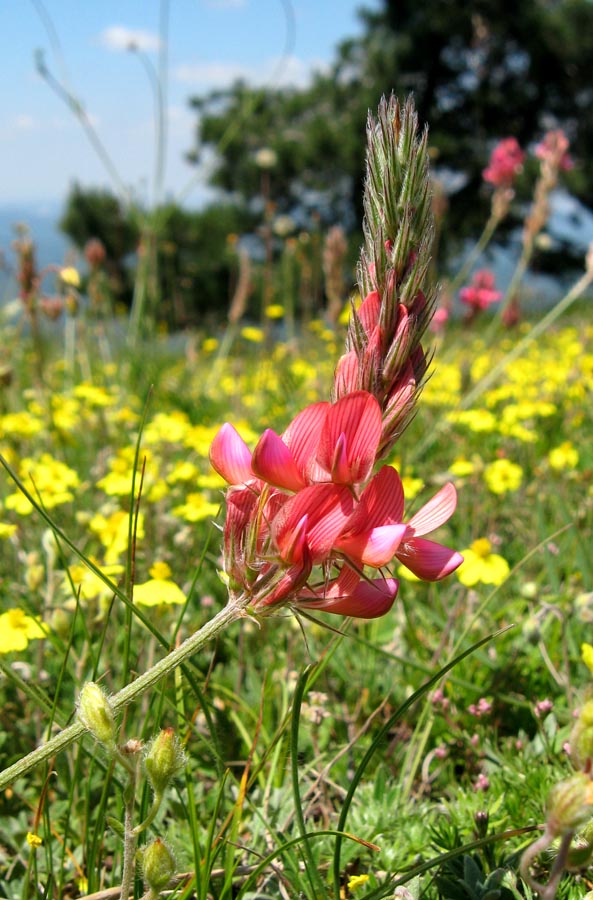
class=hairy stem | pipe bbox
[0,600,246,790]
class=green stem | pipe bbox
[133,793,163,836]
[498,240,532,318]
[448,212,500,297]
[119,760,140,900]
[0,599,246,791]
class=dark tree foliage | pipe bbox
[187,0,593,254]
[151,202,257,326]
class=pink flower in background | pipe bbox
[482,138,525,188]
[430,305,449,334]
[535,129,573,172]
[459,270,503,313]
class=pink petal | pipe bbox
[278,514,309,564]
[252,429,306,492]
[297,565,360,601]
[358,290,381,336]
[272,483,353,564]
[407,483,457,536]
[282,402,329,482]
[345,466,405,530]
[334,351,360,398]
[209,423,254,485]
[297,574,399,619]
[317,391,382,484]
[335,523,408,567]
[396,537,463,581]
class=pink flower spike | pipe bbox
[482,137,524,188]
[210,423,254,485]
[397,537,463,581]
[459,270,502,311]
[317,391,382,484]
[298,574,399,619]
[407,483,457,536]
[252,429,306,492]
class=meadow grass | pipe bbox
[1,299,592,899]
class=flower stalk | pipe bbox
[0,598,247,790]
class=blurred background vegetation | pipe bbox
[57,0,593,327]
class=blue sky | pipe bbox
[1,0,377,211]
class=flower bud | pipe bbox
[142,838,176,892]
[144,728,186,795]
[77,682,117,746]
[547,773,593,837]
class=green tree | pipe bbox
[187,0,593,257]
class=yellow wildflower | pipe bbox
[448,457,476,478]
[172,493,220,523]
[582,643,593,676]
[0,522,17,539]
[548,441,579,472]
[26,832,43,848]
[202,337,219,353]
[265,304,285,319]
[448,409,497,433]
[60,267,81,288]
[347,874,370,890]
[144,411,191,445]
[483,458,523,495]
[89,509,145,564]
[73,383,115,408]
[167,461,199,485]
[184,424,224,456]
[241,326,264,343]
[457,539,510,587]
[0,411,44,438]
[64,561,124,603]
[97,448,157,497]
[134,562,186,607]
[5,453,80,514]
[0,609,47,653]
[401,475,424,501]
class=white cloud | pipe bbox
[14,114,36,131]
[174,55,326,90]
[98,26,161,53]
